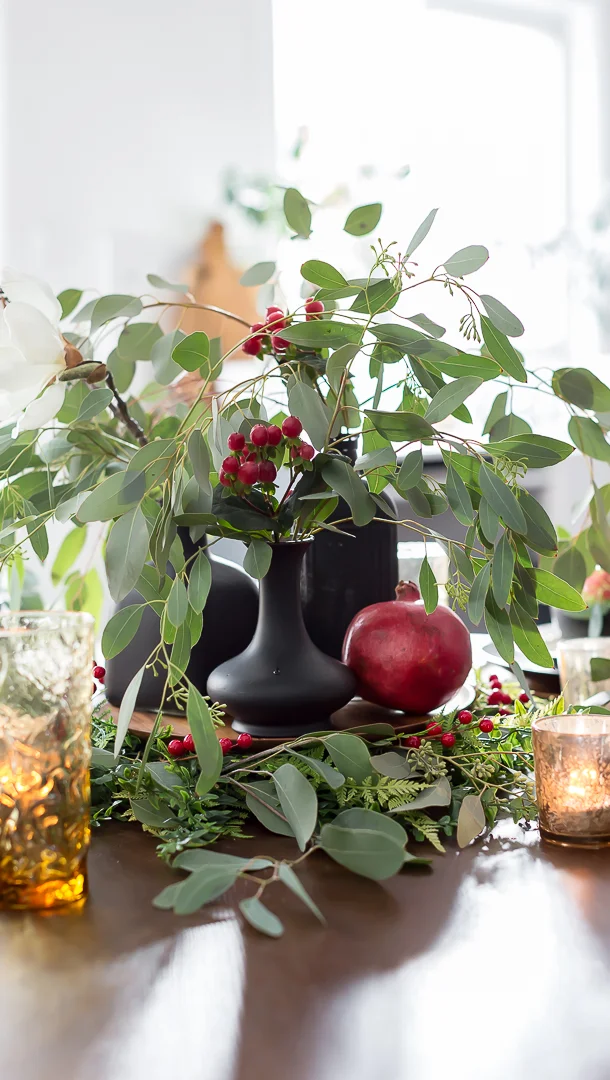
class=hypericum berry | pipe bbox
[219,737,233,755]
[441,732,456,748]
[168,738,185,758]
[243,334,263,356]
[290,445,302,460]
[518,692,530,703]
[266,306,288,330]
[222,455,240,474]
[499,692,512,705]
[219,469,233,487]
[271,334,290,351]
[404,735,421,749]
[498,707,511,716]
[457,709,473,725]
[282,415,303,438]
[266,424,283,446]
[489,675,502,688]
[487,690,504,706]
[237,461,260,485]
[305,298,325,320]
[258,459,277,484]
[299,442,315,461]
[479,718,494,733]
[425,722,443,737]
[183,733,195,753]
[237,732,253,750]
[93,665,106,681]
[227,431,246,452]
[250,424,269,447]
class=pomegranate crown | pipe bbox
[395,581,421,602]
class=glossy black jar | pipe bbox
[105,532,259,712]
[206,540,356,737]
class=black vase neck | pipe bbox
[251,541,312,651]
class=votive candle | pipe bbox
[532,713,610,848]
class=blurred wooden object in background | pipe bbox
[171,221,260,405]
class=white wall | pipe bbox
[1,0,275,292]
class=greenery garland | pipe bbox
[89,679,572,937]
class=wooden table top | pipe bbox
[2,818,610,1079]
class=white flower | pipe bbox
[0,268,66,428]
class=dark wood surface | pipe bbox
[2,818,610,1079]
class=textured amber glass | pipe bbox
[532,714,610,848]
[0,612,94,909]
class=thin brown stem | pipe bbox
[106,370,147,446]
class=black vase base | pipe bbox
[230,715,337,739]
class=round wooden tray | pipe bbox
[110,683,476,751]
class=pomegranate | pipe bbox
[342,581,472,714]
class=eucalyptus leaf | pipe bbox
[281,320,361,349]
[324,733,372,783]
[467,561,491,625]
[591,657,610,682]
[568,415,610,463]
[554,546,586,592]
[397,449,423,491]
[457,793,486,847]
[243,539,272,579]
[114,664,145,757]
[273,763,318,852]
[445,464,473,526]
[480,317,526,382]
[424,377,482,424]
[288,382,331,449]
[484,593,514,663]
[321,458,376,526]
[326,343,360,394]
[532,568,587,611]
[284,187,312,238]
[172,331,210,374]
[240,897,284,937]
[240,261,276,287]
[187,430,212,495]
[365,409,435,443]
[319,822,405,881]
[406,208,438,257]
[301,260,348,290]
[174,866,238,916]
[419,555,438,614]
[167,575,188,627]
[277,864,326,924]
[343,202,382,236]
[444,245,489,276]
[147,273,190,293]
[391,776,452,813]
[90,294,142,332]
[509,604,554,668]
[479,465,526,534]
[406,313,445,338]
[492,533,514,608]
[243,781,295,837]
[102,605,144,659]
[58,288,83,319]
[51,526,86,585]
[290,752,345,789]
[480,294,524,337]
[150,329,185,385]
[105,505,149,603]
[76,388,113,422]
[188,550,212,613]
[187,684,223,797]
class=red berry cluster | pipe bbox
[219,415,314,490]
[402,676,532,750]
[92,660,106,696]
[242,302,325,358]
[167,730,253,758]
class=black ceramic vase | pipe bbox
[302,437,398,658]
[105,532,259,712]
[206,540,357,737]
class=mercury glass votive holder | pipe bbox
[0,611,94,909]
[532,714,610,848]
[557,637,610,706]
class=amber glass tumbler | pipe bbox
[0,612,94,909]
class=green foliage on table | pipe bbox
[90,683,589,938]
